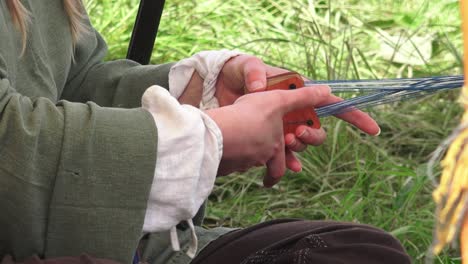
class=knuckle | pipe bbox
[271,142,282,154]
[314,85,331,97]
[255,57,265,65]
[310,129,327,146]
[312,138,325,146]
[295,144,307,152]
[241,55,262,68]
[290,140,300,149]
[246,55,263,64]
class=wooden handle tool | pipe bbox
[263,72,321,135]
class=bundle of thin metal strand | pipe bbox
[310,75,464,117]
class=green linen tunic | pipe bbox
[0,1,231,263]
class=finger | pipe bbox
[285,133,307,152]
[295,126,327,146]
[277,85,331,114]
[263,147,286,188]
[316,94,380,136]
[285,149,302,172]
[242,56,267,92]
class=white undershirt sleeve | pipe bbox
[141,86,222,233]
[169,49,242,109]
[140,50,242,258]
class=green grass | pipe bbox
[87,0,464,263]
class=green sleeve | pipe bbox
[0,55,157,263]
[45,101,157,263]
[61,28,175,108]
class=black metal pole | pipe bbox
[126,0,166,65]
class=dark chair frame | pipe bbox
[126,0,166,65]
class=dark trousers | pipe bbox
[192,219,411,264]
[2,219,411,264]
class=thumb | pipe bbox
[243,57,267,92]
[277,85,331,114]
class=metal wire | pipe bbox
[306,75,464,117]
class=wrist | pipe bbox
[169,50,243,110]
[205,107,248,176]
[178,71,204,107]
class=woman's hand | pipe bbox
[215,55,288,107]
[179,52,380,178]
[214,54,380,155]
[206,85,331,187]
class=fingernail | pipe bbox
[298,128,308,138]
[374,128,381,137]
[286,137,296,146]
[249,81,264,91]
[292,164,302,173]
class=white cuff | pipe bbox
[141,85,222,233]
[168,49,242,110]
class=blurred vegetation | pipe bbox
[87,0,464,262]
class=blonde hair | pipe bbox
[6,0,88,55]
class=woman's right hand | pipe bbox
[205,85,331,187]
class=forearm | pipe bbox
[63,27,175,108]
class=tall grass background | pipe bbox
[86,0,464,263]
